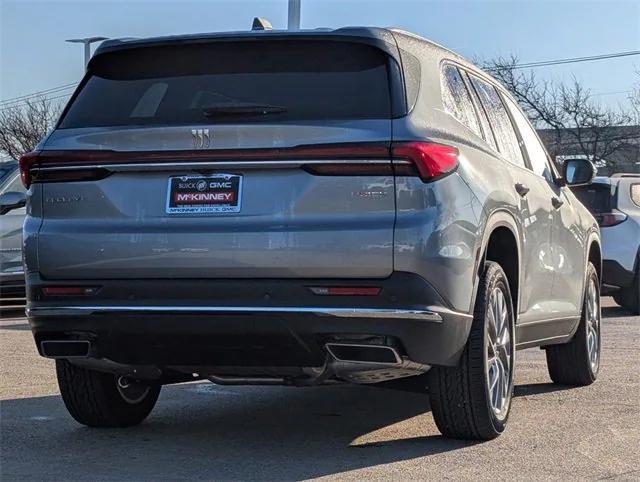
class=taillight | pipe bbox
[392,142,459,181]
[19,152,39,188]
[18,142,458,187]
[598,210,627,227]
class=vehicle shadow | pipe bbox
[514,382,575,397]
[602,304,635,318]
[0,383,479,481]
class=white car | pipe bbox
[0,160,26,298]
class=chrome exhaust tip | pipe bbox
[325,343,402,365]
[40,340,90,358]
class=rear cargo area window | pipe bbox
[572,184,612,213]
[59,41,393,128]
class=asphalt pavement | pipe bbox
[1,298,638,481]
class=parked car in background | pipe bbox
[0,159,27,298]
[572,173,640,314]
[22,27,602,440]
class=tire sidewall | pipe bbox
[480,264,516,434]
[581,264,601,381]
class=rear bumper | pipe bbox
[26,272,473,369]
[602,259,636,290]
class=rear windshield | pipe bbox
[59,40,393,128]
[572,183,613,214]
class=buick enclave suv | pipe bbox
[22,27,602,440]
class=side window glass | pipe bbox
[504,96,552,180]
[441,65,482,138]
[631,184,640,207]
[470,76,525,167]
[461,71,497,150]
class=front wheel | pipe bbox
[56,360,161,427]
[545,262,601,386]
[428,261,515,440]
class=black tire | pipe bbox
[56,360,161,427]
[545,262,601,386]
[428,261,515,440]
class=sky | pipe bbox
[1,0,639,110]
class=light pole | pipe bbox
[65,37,108,68]
[288,0,301,30]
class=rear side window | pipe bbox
[572,184,613,214]
[470,76,525,167]
[632,184,640,207]
[504,96,552,180]
[60,41,393,128]
[441,65,482,137]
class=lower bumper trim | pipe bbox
[27,305,452,322]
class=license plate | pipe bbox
[166,174,243,214]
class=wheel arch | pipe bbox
[473,210,522,317]
[586,231,602,285]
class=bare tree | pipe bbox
[483,56,638,172]
[0,97,63,160]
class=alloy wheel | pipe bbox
[486,287,513,420]
[585,278,600,372]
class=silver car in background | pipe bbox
[573,174,640,314]
[0,160,27,298]
[22,27,602,440]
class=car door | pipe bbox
[503,95,585,321]
[0,173,27,280]
[469,75,554,324]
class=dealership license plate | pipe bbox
[166,174,243,214]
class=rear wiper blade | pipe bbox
[202,103,287,117]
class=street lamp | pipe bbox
[65,37,108,67]
[288,0,300,30]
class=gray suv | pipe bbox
[22,27,602,440]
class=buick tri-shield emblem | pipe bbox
[192,128,211,148]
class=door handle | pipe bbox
[552,197,564,209]
[515,183,530,197]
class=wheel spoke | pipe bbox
[585,278,600,371]
[485,285,513,417]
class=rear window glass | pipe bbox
[470,75,525,167]
[441,65,482,138]
[572,184,612,214]
[59,41,393,128]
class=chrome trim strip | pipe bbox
[27,305,444,321]
[32,159,410,173]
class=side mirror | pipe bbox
[0,191,26,215]
[563,159,597,187]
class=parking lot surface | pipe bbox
[1,298,639,481]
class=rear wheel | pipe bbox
[428,261,515,440]
[56,360,161,427]
[545,262,601,385]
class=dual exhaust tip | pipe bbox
[41,340,90,358]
